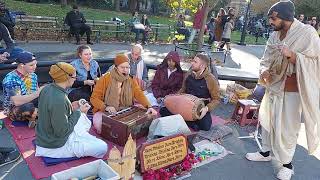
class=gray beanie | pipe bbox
[267,1,295,22]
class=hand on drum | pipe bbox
[199,106,208,119]
[146,107,157,117]
[105,106,117,114]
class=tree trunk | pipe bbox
[129,0,139,12]
[115,0,120,11]
[61,0,67,7]
[196,0,210,50]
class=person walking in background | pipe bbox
[219,17,234,51]
[188,3,204,44]
[207,17,216,46]
[214,8,226,42]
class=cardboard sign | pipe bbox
[139,134,188,172]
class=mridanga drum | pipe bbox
[164,94,205,121]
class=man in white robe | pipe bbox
[245,1,320,180]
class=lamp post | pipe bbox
[238,0,253,45]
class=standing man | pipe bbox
[188,3,204,44]
[64,5,93,45]
[160,53,220,131]
[2,52,43,127]
[246,1,320,180]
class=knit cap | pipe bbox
[114,54,129,66]
[267,0,295,22]
[49,62,76,83]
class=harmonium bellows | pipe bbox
[101,106,153,146]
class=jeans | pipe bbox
[0,47,24,60]
[131,28,146,42]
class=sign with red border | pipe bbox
[139,134,188,172]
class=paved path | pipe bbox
[1,42,319,180]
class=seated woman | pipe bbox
[150,51,183,105]
[35,62,107,158]
[68,45,100,102]
[90,54,157,134]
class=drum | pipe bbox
[164,94,205,121]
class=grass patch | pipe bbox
[231,30,267,45]
[4,0,175,26]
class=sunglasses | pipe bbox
[55,63,76,79]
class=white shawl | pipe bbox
[259,19,320,155]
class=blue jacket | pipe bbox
[70,59,100,82]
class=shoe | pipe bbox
[245,152,272,161]
[28,120,36,128]
[277,167,294,180]
[0,148,21,167]
[87,41,94,45]
[75,41,80,45]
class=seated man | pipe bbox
[128,11,146,44]
[0,23,23,60]
[128,44,148,89]
[35,62,107,158]
[90,54,157,134]
[64,5,93,45]
[176,14,190,41]
[2,52,42,128]
[160,53,220,131]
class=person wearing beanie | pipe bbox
[90,54,157,134]
[246,1,320,180]
[35,62,108,159]
[64,4,93,45]
[2,51,42,128]
[159,53,220,131]
[149,51,184,106]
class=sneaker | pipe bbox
[0,148,21,167]
[277,167,294,180]
[87,41,94,45]
[245,152,272,161]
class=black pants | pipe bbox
[208,32,215,45]
[68,87,92,103]
[131,28,146,42]
[159,107,212,131]
[177,28,190,41]
[71,23,92,43]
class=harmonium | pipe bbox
[101,106,154,146]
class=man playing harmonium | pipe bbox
[160,53,220,131]
[90,54,157,134]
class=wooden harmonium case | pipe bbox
[101,106,153,146]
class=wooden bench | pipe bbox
[150,23,172,42]
[15,15,61,42]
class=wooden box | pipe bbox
[101,106,153,146]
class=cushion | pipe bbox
[31,140,79,166]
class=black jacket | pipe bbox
[64,10,86,27]
[0,23,14,53]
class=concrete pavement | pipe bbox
[0,42,319,180]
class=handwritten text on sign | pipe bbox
[140,135,187,172]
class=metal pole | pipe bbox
[238,0,252,45]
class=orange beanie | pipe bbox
[114,54,129,66]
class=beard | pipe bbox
[271,21,285,31]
